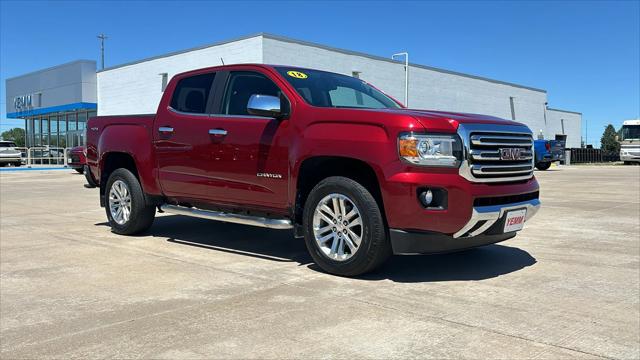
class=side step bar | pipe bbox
[159,204,293,230]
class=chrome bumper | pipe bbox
[453,199,541,238]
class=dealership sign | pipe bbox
[13,94,38,111]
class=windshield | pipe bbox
[275,67,401,109]
[0,141,17,148]
[621,125,640,140]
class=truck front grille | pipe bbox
[458,124,535,183]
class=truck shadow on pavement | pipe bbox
[109,214,537,283]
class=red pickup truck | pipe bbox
[87,64,540,276]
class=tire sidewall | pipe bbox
[105,169,147,234]
[535,162,551,170]
[303,177,385,276]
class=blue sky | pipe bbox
[1,0,638,146]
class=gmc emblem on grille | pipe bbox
[500,148,523,160]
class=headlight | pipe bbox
[398,133,462,167]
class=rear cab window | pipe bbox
[170,72,216,114]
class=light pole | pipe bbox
[97,34,108,70]
[392,52,409,107]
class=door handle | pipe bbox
[209,129,228,136]
[158,126,174,134]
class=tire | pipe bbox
[535,162,551,170]
[13,162,21,167]
[84,165,97,188]
[303,176,391,276]
[104,168,155,235]
[75,167,84,174]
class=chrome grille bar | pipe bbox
[470,149,533,161]
[471,164,534,175]
[470,134,533,147]
[458,123,535,183]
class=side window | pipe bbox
[223,71,281,116]
[170,72,216,114]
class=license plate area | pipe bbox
[504,209,527,233]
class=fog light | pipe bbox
[419,189,433,207]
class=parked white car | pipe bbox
[0,141,23,167]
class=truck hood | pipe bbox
[361,108,527,132]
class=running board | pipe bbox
[159,204,293,230]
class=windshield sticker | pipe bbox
[287,71,308,79]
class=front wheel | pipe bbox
[303,176,391,277]
[535,162,551,170]
[105,168,155,235]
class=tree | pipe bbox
[0,128,25,147]
[600,124,620,153]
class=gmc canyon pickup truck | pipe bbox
[87,64,540,276]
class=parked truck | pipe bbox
[533,139,564,170]
[86,64,541,276]
[0,141,22,167]
[67,146,86,173]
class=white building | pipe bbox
[96,33,578,148]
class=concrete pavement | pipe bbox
[1,166,638,359]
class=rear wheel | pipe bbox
[105,168,155,235]
[303,176,391,276]
[535,162,551,170]
[13,162,21,167]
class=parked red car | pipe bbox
[67,146,86,173]
[87,64,540,276]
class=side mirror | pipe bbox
[247,94,282,118]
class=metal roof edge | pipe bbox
[546,107,582,115]
[260,33,547,93]
[6,60,96,82]
[97,33,266,73]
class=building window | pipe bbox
[509,96,516,120]
[160,73,168,92]
[50,116,58,148]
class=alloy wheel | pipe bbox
[312,193,363,261]
[109,180,132,225]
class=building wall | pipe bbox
[97,37,263,115]
[6,60,96,115]
[262,36,549,139]
[95,33,581,148]
[546,108,582,148]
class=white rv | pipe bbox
[620,119,640,164]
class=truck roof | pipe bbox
[622,119,640,126]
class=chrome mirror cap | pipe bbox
[247,94,281,117]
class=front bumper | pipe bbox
[620,154,640,162]
[389,198,540,254]
[453,198,540,238]
[0,157,21,163]
[390,229,516,254]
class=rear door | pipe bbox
[154,71,223,200]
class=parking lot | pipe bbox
[1,165,638,359]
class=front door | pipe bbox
[203,70,290,209]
